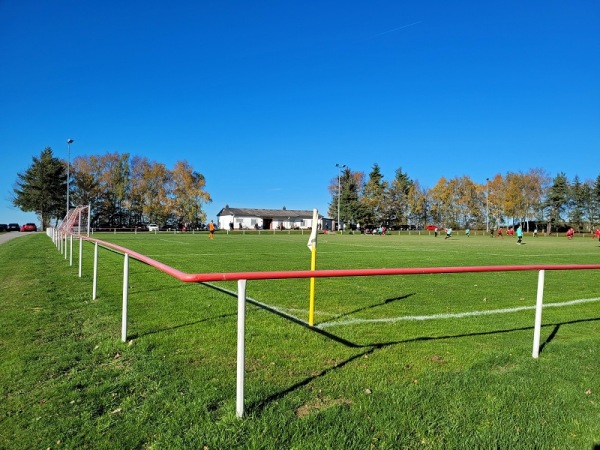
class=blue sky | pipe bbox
[1,1,599,226]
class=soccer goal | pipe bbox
[58,204,91,236]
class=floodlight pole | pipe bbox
[336,163,346,232]
[485,177,490,233]
[66,139,74,217]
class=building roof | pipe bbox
[217,206,321,219]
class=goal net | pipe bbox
[58,205,91,235]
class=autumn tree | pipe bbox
[139,159,171,225]
[429,177,460,227]
[503,172,528,225]
[453,175,480,227]
[170,160,212,225]
[70,155,102,221]
[124,155,147,225]
[521,168,549,231]
[407,181,429,227]
[486,174,506,229]
[91,153,131,226]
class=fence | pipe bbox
[47,227,600,418]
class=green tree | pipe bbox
[12,147,66,230]
[328,167,364,230]
[569,176,586,231]
[361,164,388,227]
[385,168,413,227]
[544,172,570,233]
[590,175,600,228]
[343,170,367,229]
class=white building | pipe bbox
[216,205,321,231]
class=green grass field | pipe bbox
[1,230,599,449]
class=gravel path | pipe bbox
[0,231,39,245]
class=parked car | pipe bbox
[20,223,37,232]
[0,224,7,232]
[7,223,20,232]
[148,223,159,232]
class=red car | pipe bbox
[20,223,37,232]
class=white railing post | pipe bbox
[69,234,73,266]
[121,253,129,342]
[64,234,68,259]
[532,270,545,358]
[92,242,98,300]
[78,237,83,277]
[236,279,247,418]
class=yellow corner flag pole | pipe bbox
[307,209,318,326]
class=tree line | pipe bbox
[328,164,600,233]
[12,148,211,230]
[12,148,600,233]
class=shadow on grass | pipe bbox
[538,323,560,354]
[245,314,600,416]
[129,312,237,340]
[174,282,600,416]
[332,293,416,322]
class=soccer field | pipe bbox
[93,230,600,338]
[2,231,600,449]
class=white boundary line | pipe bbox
[316,297,600,329]
[208,279,600,331]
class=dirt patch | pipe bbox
[295,396,353,418]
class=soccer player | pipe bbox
[208,220,215,239]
